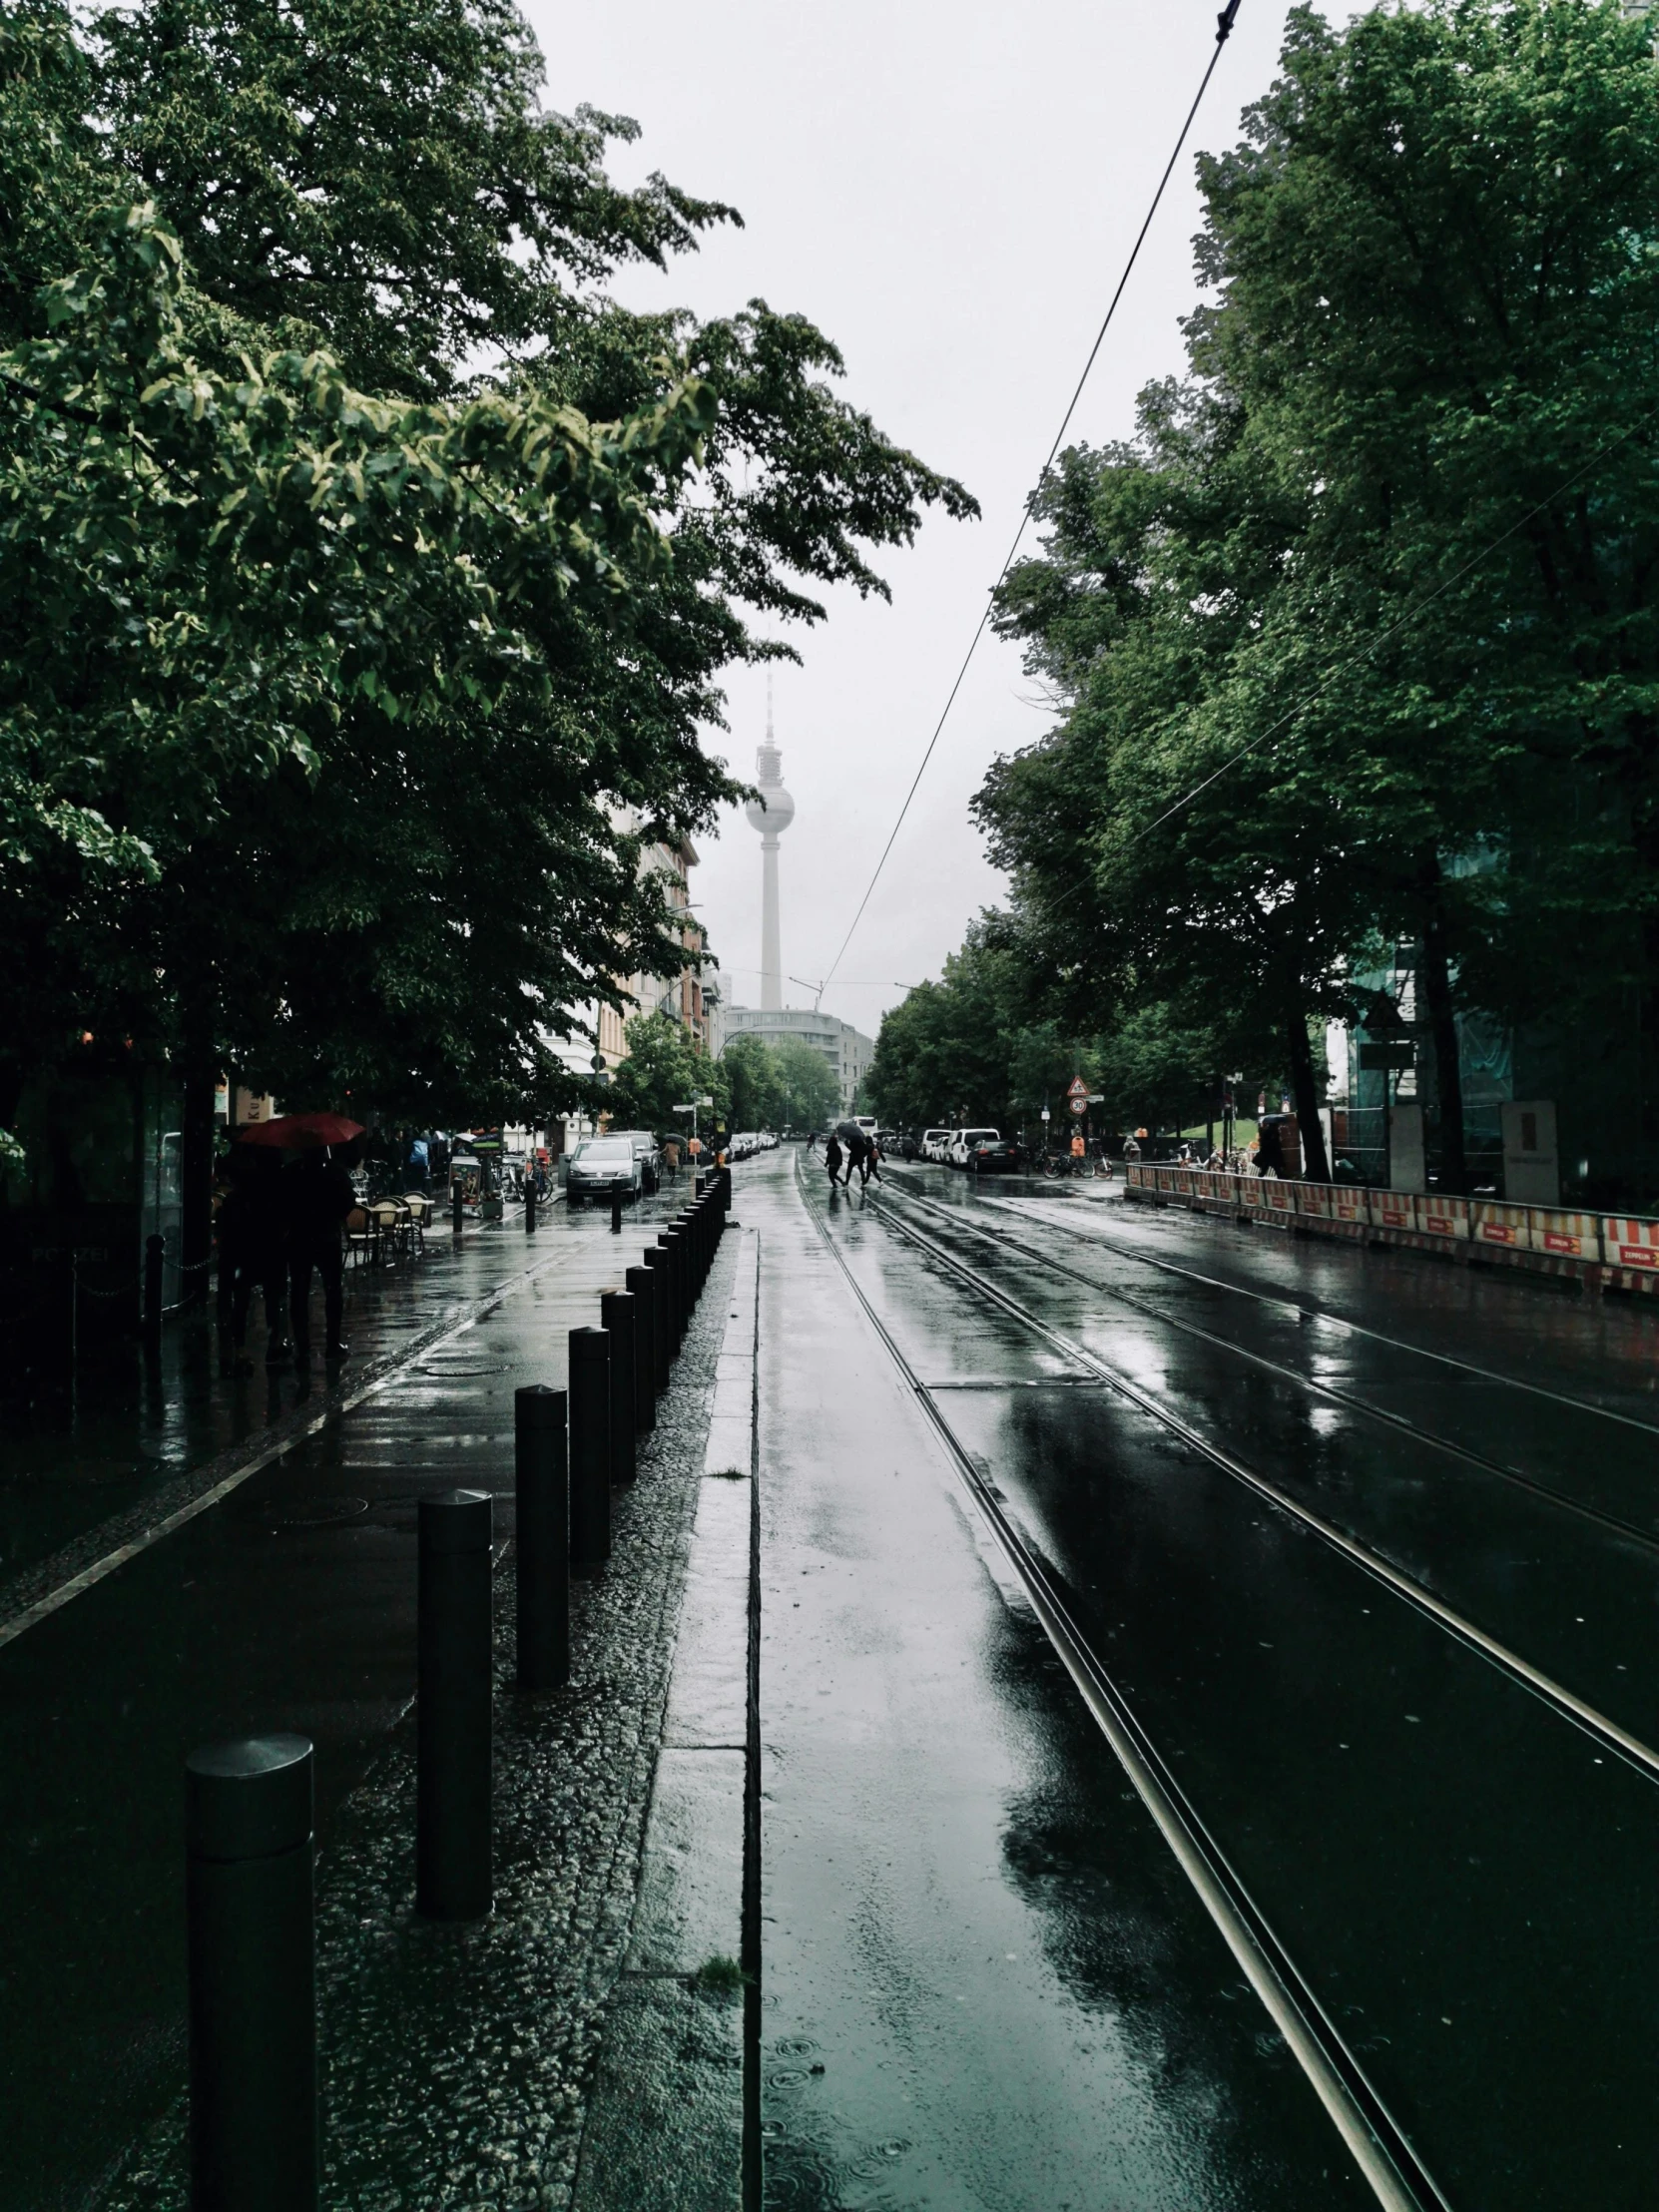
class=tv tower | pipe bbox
[743,680,795,1011]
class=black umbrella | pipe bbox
[833,1120,866,1146]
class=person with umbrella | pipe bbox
[833,1120,869,1188]
[238,1113,362,1363]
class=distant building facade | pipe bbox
[720,1005,874,1115]
[550,821,708,1151]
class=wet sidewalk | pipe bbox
[0,1190,695,1641]
[0,1186,735,2212]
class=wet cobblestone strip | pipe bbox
[571,1231,761,2212]
[99,1228,743,2212]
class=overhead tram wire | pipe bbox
[820,1,1247,994]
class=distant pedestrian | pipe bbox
[662,1135,681,1181]
[285,1143,354,1361]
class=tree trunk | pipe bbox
[1417,852,1467,1195]
[1285,1010,1332,1183]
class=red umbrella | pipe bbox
[235,1112,364,1150]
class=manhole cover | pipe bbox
[272,1496,369,1529]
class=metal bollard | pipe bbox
[515,1386,568,1691]
[568,1328,612,1574]
[642,1248,673,1384]
[451,1186,464,1237]
[660,1229,687,1352]
[416,1490,494,1921]
[599,1291,637,1483]
[524,1182,537,1233]
[144,1231,166,1351]
[610,1180,624,1234]
[186,1734,317,2212]
[624,1267,658,1430]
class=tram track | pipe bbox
[879,1174,1659,1555]
[797,1155,1445,2211]
[851,1171,1659,1789]
[946,1172,1659,1439]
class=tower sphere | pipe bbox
[745,743,795,838]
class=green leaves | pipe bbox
[1,0,971,1118]
[978,0,1659,1118]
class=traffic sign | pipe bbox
[1069,1098,1088,1116]
[1066,1077,1088,1100]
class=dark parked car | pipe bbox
[607,1128,662,1194]
[967,1137,1022,1175]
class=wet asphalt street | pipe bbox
[757,1148,1659,2212]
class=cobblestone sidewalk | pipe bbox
[98,1226,744,2212]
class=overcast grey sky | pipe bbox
[527,0,1342,1039]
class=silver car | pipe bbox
[566,1134,641,1201]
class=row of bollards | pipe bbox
[183,1166,733,2210]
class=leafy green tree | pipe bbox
[719,1035,784,1134]
[606,1011,701,1136]
[0,0,976,1140]
[978,1,1659,1190]
[865,924,1044,1135]
[769,1037,838,1130]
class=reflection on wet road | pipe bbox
[773,1151,1659,2210]
[751,1157,1371,2212]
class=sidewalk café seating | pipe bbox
[345,1205,375,1271]
[401,1193,429,1253]
[367,1198,405,1263]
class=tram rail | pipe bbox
[795,1153,1444,2212]
[880,1173,1659,1554]
[852,1172,1659,1786]
[966,1176,1659,1439]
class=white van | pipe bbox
[947,1127,1000,1170]
[921,1128,951,1161]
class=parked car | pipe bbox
[947,1127,1002,1169]
[566,1134,641,1201]
[965,1136,1022,1175]
[921,1127,952,1162]
[760,1129,779,1150]
[606,1128,661,1194]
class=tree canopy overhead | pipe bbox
[972,0,1659,1194]
[0,0,976,1130]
